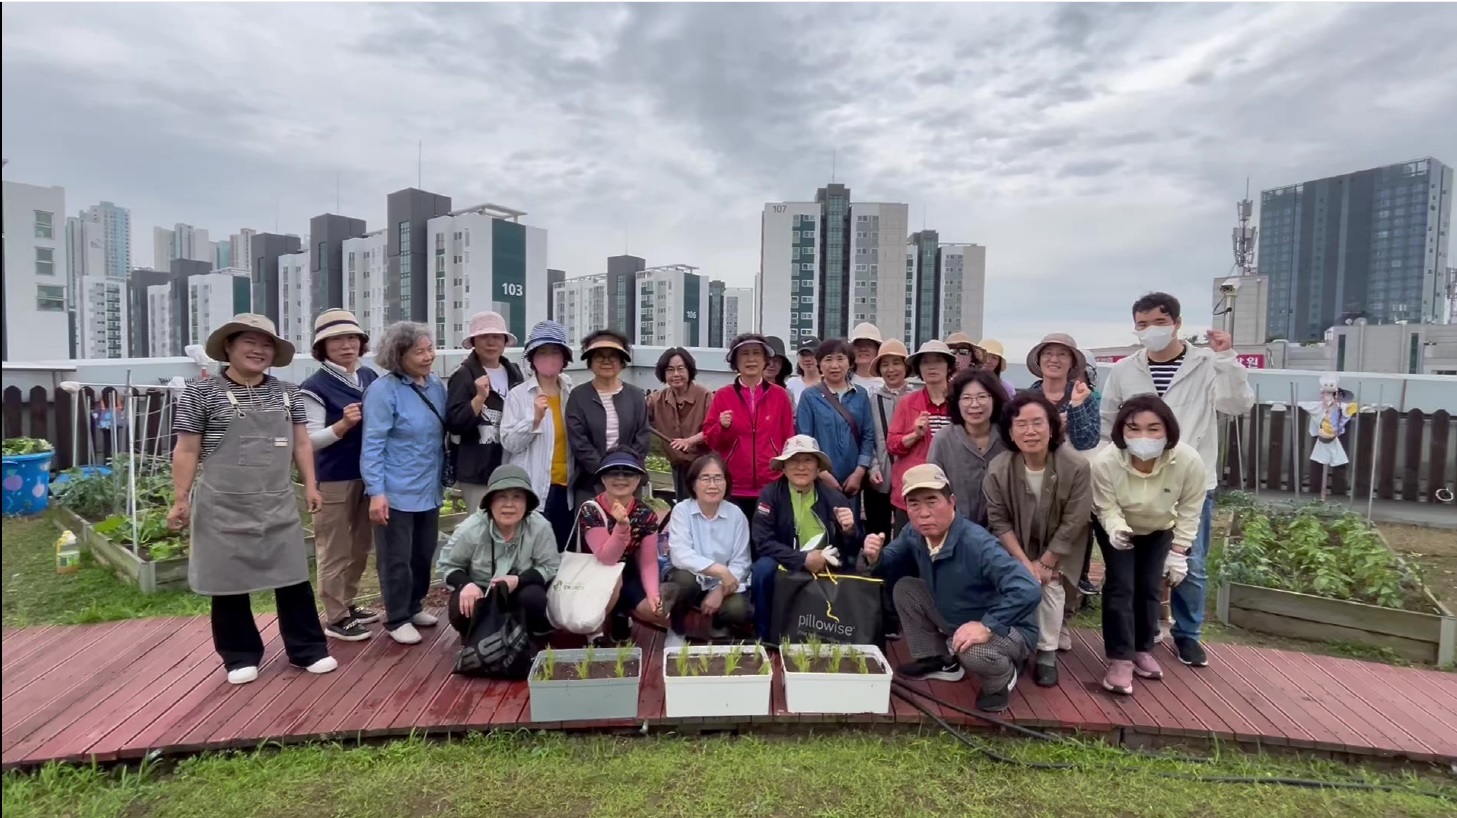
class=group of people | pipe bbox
[168,290,1254,711]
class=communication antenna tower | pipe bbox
[1232,178,1258,277]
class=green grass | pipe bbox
[3,732,1451,818]
[2,517,273,627]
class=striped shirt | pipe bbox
[173,375,306,461]
[1148,350,1186,397]
[599,387,621,450]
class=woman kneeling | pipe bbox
[438,464,561,642]
[663,454,753,647]
[577,450,670,644]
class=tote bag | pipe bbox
[768,569,884,646]
[547,500,627,634]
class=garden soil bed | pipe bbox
[540,659,642,682]
[666,654,767,677]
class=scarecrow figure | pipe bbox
[1299,374,1359,500]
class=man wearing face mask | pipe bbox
[1099,292,1254,670]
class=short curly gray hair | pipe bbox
[373,321,434,374]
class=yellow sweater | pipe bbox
[1090,441,1207,548]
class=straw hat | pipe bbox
[1026,332,1087,378]
[872,338,910,375]
[977,339,1007,360]
[770,435,832,473]
[311,308,368,348]
[849,323,883,346]
[205,313,295,367]
[461,311,518,348]
[944,331,978,351]
[907,339,957,374]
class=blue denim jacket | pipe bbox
[795,383,876,481]
[361,372,447,513]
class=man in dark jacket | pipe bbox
[748,435,865,643]
[862,462,1039,712]
[446,312,526,512]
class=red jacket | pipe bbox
[702,380,795,499]
[886,388,951,509]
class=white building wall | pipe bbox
[633,265,708,347]
[849,203,910,340]
[343,230,389,340]
[80,201,132,280]
[555,273,608,348]
[722,286,755,341]
[189,271,248,348]
[152,223,212,269]
[277,249,312,348]
[76,276,128,359]
[425,208,550,349]
[3,181,70,361]
[937,243,986,342]
[758,202,822,346]
[147,284,174,358]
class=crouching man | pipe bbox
[861,463,1040,711]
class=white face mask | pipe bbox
[1135,325,1176,352]
[1125,437,1167,461]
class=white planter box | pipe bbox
[662,644,772,719]
[528,648,643,722]
[781,644,894,715]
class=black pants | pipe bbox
[448,583,552,638]
[729,496,760,523]
[211,580,328,671]
[544,484,573,551]
[1094,522,1173,660]
[864,489,894,540]
[663,568,753,634]
[374,508,440,630]
[671,464,693,503]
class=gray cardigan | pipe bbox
[927,425,1008,528]
[867,384,918,494]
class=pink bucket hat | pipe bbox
[461,311,518,348]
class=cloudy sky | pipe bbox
[3,2,1454,354]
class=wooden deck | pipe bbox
[4,613,1456,770]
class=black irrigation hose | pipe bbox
[890,687,1457,802]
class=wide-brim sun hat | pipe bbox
[944,331,978,351]
[872,338,910,375]
[1026,332,1087,378]
[584,334,632,364]
[765,335,790,364]
[977,339,1007,360]
[725,335,771,367]
[461,310,518,348]
[849,322,883,346]
[907,339,958,374]
[205,313,295,367]
[480,463,540,514]
[770,435,832,473]
[523,320,572,363]
[312,308,368,347]
[596,449,647,477]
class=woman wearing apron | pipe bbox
[167,314,336,686]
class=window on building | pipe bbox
[34,211,53,239]
[37,285,65,311]
[34,247,56,276]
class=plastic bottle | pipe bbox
[55,530,80,574]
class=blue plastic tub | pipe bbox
[3,451,56,517]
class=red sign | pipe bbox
[1094,353,1266,369]
[1094,355,1126,363]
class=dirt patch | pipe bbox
[1379,522,1457,608]
[665,653,767,677]
[539,659,641,681]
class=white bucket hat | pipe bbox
[461,311,518,348]
[770,435,832,473]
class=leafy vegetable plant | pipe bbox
[1,438,53,456]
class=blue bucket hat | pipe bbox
[523,320,572,363]
[596,450,646,477]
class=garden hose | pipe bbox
[890,687,1457,802]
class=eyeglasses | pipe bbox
[1012,419,1048,431]
[696,474,726,485]
[959,392,993,405]
[602,469,640,479]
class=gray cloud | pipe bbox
[2,1,1454,355]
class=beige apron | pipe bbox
[188,383,310,596]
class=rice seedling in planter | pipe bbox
[663,642,773,718]
[781,641,894,716]
[528,644,642,722]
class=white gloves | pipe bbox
[1165,550,1189,586]
[823,546,842,568]
[799,535,840,568]
[1110,528,1134,550]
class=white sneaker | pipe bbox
[664,630,686,650]
[411,612,439,628]
[390,623,423,645]
[304,656,338,674]
[227,666,259,685]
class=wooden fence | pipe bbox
[5,384,1455,504]
[1217,404,1454,504]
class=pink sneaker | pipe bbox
[1133,651,1163,680]
[1102,660,1134,695]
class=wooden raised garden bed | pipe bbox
[1216,508,1455,667]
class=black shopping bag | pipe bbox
[768,569,884,646]
[453,588,533,679]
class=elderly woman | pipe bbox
[500,320,575,548]
[748,435,863,643]
[299,309,380,642]
[1025,333,1099,452]
[887,340,957,526]
[361,321,448,646]
[984,393,1091,688]
[663,453,752,647]
[1091,395,1206,696]
[575,450,668,644]
[438,463,560,648]
[446,311,526,513]
[866,339,915,540]
[929,368,1009,527]
[703,333,795,521]
[564,329,651,506]
[647,347,711,502]
[784,336,821,407]
[978,339,1018,398]
[945,332,980,375]
[167,313,336,685]
[796,338,876,513]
